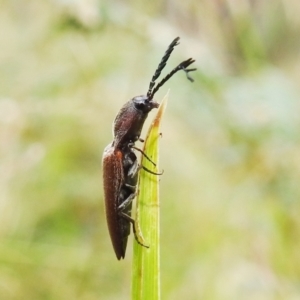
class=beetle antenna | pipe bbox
[149,58,196,99]
[146,37,180,98]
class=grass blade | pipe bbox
[131,92,168,300]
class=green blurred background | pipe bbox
[1,0,300,299]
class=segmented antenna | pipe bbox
[146,37,180,98]
[149,58,196,100]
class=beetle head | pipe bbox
[113,37,196,150]
[132,95,159,112]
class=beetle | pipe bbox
[102,37,196,259]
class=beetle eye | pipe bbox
[132,95,149,112]
[135,101,146,110]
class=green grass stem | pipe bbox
[131,93,168,300]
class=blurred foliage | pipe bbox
[1,0,300,299]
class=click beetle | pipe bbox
[102,37,196,259]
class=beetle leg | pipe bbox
[142,165,164,175]
[124,183,135,191]
[117,192,136,212]
[131,146,156,166]
[127,158,139,178]
[117,193,149,249]
[119,211,149,249]
[129,160,163,176]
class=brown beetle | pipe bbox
[102,37,196,260]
